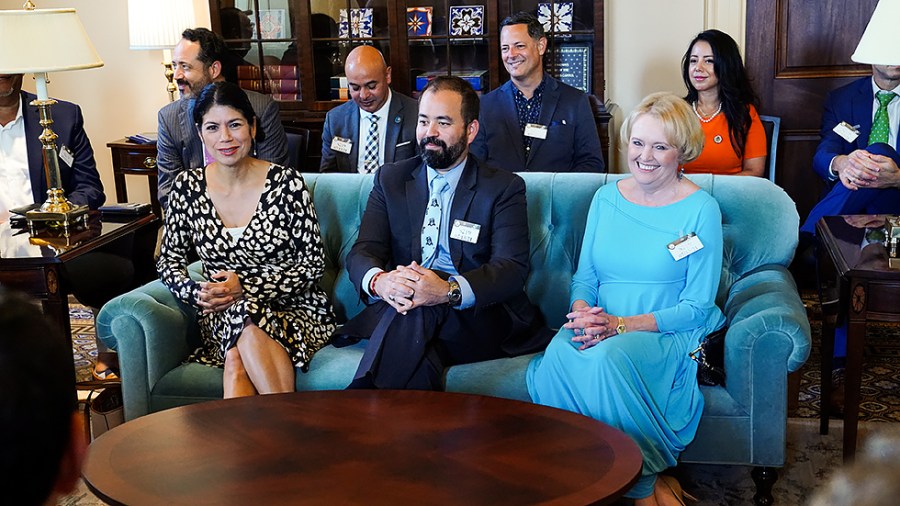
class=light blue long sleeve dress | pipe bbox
[526,182,726,499]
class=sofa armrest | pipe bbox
[720,264,812,410]
[96,279,197,420]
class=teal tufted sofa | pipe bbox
[98,173,809,504]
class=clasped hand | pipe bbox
[374,261,448,314]
[564,303,618,350]
[197,270,243,314]
[838,150,900,190]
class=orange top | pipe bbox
[683,104,767,175]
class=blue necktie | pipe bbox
[421,176,448,267]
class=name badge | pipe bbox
[667,232,703,261]
[58,146,75,167]
[450,219,481,244]
[331,136,353,154]
[833,121,859,143]
[524,123,548,140]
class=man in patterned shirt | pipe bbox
[470,12,605,173]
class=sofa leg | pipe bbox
[751,466,778,506]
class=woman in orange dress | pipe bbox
[682,29,767,176]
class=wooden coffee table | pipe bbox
[83,390,642,505]
[816,215,900,461]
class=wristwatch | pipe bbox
[615,316,627,335]
[447,279,462,307]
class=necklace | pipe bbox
[693,101,722,123]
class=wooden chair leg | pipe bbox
[751,466,778,506]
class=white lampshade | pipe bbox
[851,0,900,65]
[128,0,197,50]
[0,8,103,74]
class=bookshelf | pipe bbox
[209,0,614,167]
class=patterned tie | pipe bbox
[421,175,449,267]
[363,114,379,173]
[869,91,897,145]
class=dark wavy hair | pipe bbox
[682,29,759,158]
[193,81,265,143]
[500,11,545,40]
[0,290,76,505]
[419,75,480,126]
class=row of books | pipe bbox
[237,65,299,79]
[238,79,300,94]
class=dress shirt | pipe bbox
[356,91,393,174]
[828,79,900,179]
[362,156,476,309]
[513,77,546,158]
[0,98,33,222]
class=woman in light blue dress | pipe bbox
[527,92,726,506]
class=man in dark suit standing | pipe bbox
[320,45,418,173]
[157,28,288,210]
[335,76,551,390]
[470,12,605,173]
[801,64,900,234]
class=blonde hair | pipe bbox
[620,92,704,164]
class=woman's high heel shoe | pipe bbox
[656,475,697,506]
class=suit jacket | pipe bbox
[156,89,288,210]
[319,91,418,173]
[470,75,605,173]
[812,77,894,182]
[345,155,547,354]
[21,91,104,208]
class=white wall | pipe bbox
[1,0,746,189]
[0,0,210,204]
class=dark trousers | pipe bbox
[337,302,512,390]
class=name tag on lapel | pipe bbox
[58,146,75,167]
[833,121,859,143]
[331,136,353,154]
[524,123,548,139]
[450,219,481,244]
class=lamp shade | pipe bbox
[0,8,103,73]
[128,0,197,50]
[851,0,900,65]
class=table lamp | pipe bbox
[851,0,900,65]
[127,0,197,102]
[0,2,103,235]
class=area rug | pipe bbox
[795,292,900,422]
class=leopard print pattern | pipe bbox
[158,164,336,370]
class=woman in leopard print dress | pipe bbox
[157,82,335,397]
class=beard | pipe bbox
[419,134,467,170]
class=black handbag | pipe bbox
[690,326,727,387]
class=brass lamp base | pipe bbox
[25,188,89,237]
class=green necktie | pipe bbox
[869,91,897,145]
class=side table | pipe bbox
[107,139,159,216]
[816,215,900,461]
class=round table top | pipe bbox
[83,390,641,505]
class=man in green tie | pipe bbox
[801,63,900,234]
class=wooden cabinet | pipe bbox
[209,0,614,166]
[107,139,160,216]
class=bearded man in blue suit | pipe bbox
[334,76,552,390]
